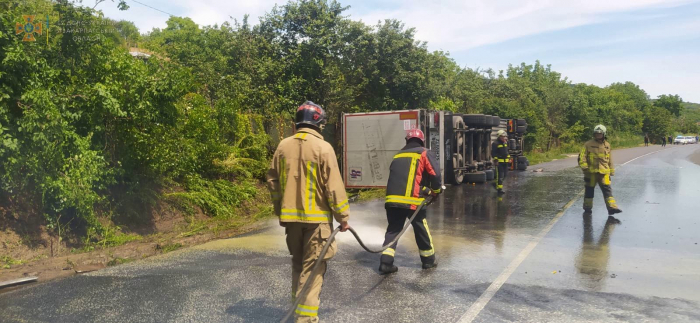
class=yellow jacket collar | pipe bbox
[297,128,323,139]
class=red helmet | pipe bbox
[405,129,425,144]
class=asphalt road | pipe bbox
[2,144,700,323]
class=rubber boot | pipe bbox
[422,262,438,270]
[606,197,621,215]
[583,198,593,213]
[378,263,398,275]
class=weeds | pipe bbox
[83,225,142,250]
[165,176,257,219]
[253,206,274,220]
[179,220,209,238]
[1,255,24,269]
[348,189,385,203]
[107,257,134,267]
[159,243,183,253]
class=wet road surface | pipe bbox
[1,144,700,323]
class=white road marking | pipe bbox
[456,146,665,323]
[456,190,583,323]
[620,148,665,166]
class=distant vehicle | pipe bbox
[673,136,697,145]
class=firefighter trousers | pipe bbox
[380,207,436,266]
[495,162,509,190]
[583,173,618,211]
[286,222,336,323]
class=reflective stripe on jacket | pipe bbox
[578,139,614,175]
[385,141,443,210]
[491,140,510,163]
[266,128,350,224]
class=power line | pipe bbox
[129,0,175,17]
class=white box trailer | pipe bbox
[342,110,446,188]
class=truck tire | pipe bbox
[516,125,527,133]
[492,116,501,127]
[464,171,487,184]
[485,169,494,181]
[453,117,465,149]
[517,119,527,126]
[463,114,484,127]
[517,156,528,170]
[453,116,465,130]
[451,154,464,184]
[482,115,493,128]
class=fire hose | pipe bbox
[280,187,444,323]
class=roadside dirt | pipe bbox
[0,187,273,288]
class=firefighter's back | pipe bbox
[275,129,337,224]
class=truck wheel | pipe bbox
[517,156,528,170]
[451,154,464,185]
[453,117,465,150]
[492,116,501,127]
[463,114,484,127]
[485,169,494,181]
[482,115,493,128]
[453,116,465,130]
[516,125,527,133]
[464,171,487,184]
[517,119,527,126]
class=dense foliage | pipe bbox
[0,0,695,241]
[1,0,269,243]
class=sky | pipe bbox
[96,0,700,103]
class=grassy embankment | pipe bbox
[526,134,644,166]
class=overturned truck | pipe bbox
[341,110,528,188]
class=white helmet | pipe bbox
[593,124,607,136]
[497,130,507,137]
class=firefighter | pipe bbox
[492,130,510,194]
[578,125,622,215]
[267,101,351,323]
[379,129,443,275]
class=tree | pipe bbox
[607,82,650,109]
[114,20,141,47]
[643,106,673,140]
[654,94,683,117]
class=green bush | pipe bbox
[165,175,257,219]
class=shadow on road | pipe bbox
[226,299,286,322]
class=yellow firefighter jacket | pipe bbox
[266,128,350,224]
[578,139,614,175]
